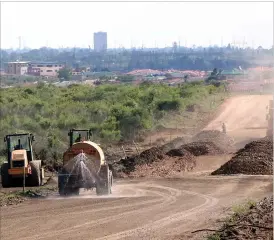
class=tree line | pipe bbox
[0,81,225,166]
[1,46,273,71]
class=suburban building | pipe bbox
[28,62,65,77]
[94,32,107,52]
[4,61,29,75]
[71,71,85,81]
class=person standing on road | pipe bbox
[222,122,227,134]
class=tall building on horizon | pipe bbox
[94,32,107,52]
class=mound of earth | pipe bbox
[209,196,273,240]
[129,153,196,178]
[159,137,186,153]
[110,142,197,178]
[166,148,191,157]
[110,147,165,177]
[212,138,273,175]
[111,134,231,178]
[167,142,225,157]
[193,130,234,152]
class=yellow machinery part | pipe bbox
[63,141,106,174]
[8,166,31,175]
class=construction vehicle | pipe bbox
[58,129,113,196]
[266,100,273,137]
[1,133,44,187]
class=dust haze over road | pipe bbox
[204,95,273,148]
[1,94,273,240]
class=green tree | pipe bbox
[118,75,135,82]
[58,68,71,81]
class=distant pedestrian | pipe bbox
[222,123,227,134]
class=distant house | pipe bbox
[220,69,246,80]
[28,62,65,77]
[4,61,30,75]
[71,71,85,81]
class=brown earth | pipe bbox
[129,152,196,178]
[112,139,228,178]
[192,130,235,152]
[212,138,273,175]
[203,94,273,149]
[111,135,230,178]
[0,94,273,240]
[173,141,226,156]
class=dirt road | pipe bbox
[1,175,272,240]
[0,94,273,240]
[203,94,273,148]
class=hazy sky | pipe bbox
[1,1,273,49]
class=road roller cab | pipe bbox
[1,133,44,188]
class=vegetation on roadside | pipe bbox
[0,185,57,206]
[0,81,226,167]
[206,198,273,240]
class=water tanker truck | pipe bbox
[58,129,113,196]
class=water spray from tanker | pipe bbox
[63,151,97,191]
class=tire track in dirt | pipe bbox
[4,187,148,223]
[94,185,218,240]
[17,183,182,240]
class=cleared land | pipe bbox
[0,94,273,240]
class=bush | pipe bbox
[0,82,223,166]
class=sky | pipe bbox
[1,1,273,49]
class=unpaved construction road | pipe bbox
[204,94,273,149]
[0,94,273,240]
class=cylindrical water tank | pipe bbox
[63,141,105,175]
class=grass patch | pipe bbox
[206,200,257,239]
[0,185,58,206]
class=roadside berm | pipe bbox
[211,137,273,175]
[111,130,233,178]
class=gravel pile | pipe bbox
[212,138,273,175]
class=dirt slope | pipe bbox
[204,95,272,132]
